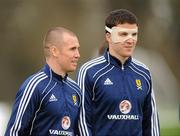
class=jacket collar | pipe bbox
[43,64,68,82]
[104,49,132,69]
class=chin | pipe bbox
[68,67,77,72]
[123,54,131,58]
[124,52,133,57]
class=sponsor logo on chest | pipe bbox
[107,114,139,120]
[49,129,72,136]
[107,100,139,120]
[49,116,72,136]
[61,116,71,130]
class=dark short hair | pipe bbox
[105,9,138,31]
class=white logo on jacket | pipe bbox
[49,129,72,136]
[104,78,113,85]
[49,94,58,102]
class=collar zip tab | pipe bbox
[122,64,124,71]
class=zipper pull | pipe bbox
[122,65,124,71]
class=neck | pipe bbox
[109,49,128,64]
[46,58,66,77]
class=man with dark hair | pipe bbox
[5,27,81,136]
[77,9,160,136]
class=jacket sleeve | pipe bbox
[4,76,43,136]
[142,77,160,136]
[76,69,93,136]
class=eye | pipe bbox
[70,47,77,51]
[70,46,80,52]
[132,32,138,36]
[118,32,128,37]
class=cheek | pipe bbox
[59,51,71,59]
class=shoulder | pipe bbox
[19,71,49,93]
[67,77,80,89]
[66,77,81,101]
[78,56,107,76]
[13,71,49,103]
[130,58,151,79]
[131,58,149,70]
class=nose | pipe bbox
[75,49,80,58]
[126,34,137,43]
[126,36,137,44]
[126,38,134,43]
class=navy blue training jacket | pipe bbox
[5,64,81,136]
[77,51,160,136]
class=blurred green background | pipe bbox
[0,0,179,135]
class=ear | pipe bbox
[105,33,111,43]
[49,45,59,57]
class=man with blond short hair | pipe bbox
[5,27,81,136]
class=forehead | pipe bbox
[62,33,80,47]
[116,23,138,29]
[112,23,138,33]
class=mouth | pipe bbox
[125,45,132,48]
[124,43,135,48]
[72,61,78,65]
[124,46,133,49]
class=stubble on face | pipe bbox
[57,33,80,73]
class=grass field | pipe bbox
[161,127,180,136]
